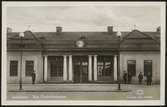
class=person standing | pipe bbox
[123,71,128,84]
[138,72,143,84]
[128,72,132,84]
[31,70,36,84]
[146,72,152,86]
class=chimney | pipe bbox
[156,26,160,33]
[56,26,62,33]
[107,26,113,34]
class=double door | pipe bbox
[73,56,88,83]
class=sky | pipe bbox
[7,4,161,32]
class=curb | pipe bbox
[8,90,131,92]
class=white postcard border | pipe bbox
[1,1,166,106]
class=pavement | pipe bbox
[8,83,131,92]
[7,84,160,100]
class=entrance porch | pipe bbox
[43,54,118,83]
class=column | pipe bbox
[114,55,118,81]
[44,56,48,82]
[94,55,97,81]
[88,55,92,81]
[63,55,67,81]
[69,55,73,81]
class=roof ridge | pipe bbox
[120,29,160,44]
[140,31,160,44]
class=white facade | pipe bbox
[7,51,160,84]
[120,51,160,83]
[7,52,43,83]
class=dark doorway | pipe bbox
[127,60,136,76]
[73,56,88,83]
[144,60,152,76]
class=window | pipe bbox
[50,56,63,77]
[127,60,136,76]
[10,60,18,76]
[97,56,113,77]
[144,60,152,76]
[25,61,34,76]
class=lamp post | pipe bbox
[19,32,24,90]
[117,47,121,90]
[117,31,121,90]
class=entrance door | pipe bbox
[144,60,152,76]
[73,56,88,83]
[127,60,136,77]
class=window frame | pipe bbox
[97,56,113,77]
[50,56,63,77]
[9,60,18,77]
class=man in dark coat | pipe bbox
[123,71,128,84]
[128,72,132,84]
[31,70,36,84]
[146,72,152,86]
[138,72,143,84]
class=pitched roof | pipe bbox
[120,30,160,51]
[7,30,160,51]
[8,31,118,40]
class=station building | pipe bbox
[7,26,160,84]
